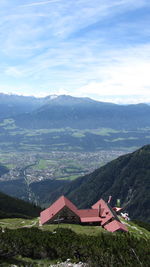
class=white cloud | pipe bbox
[21,0,60,7]
[77,63,150,96]
[91,95,150,104]
[74,44,150,103]
[5,66,23,78]
[52,88,70,96]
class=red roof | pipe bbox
[78,209,99,218]
[80,217,101,223]
[40,195,79,225]
[104,220,128,232]
[78,209,101,223]
[92,198,112,214]
[40,195,128,233]
[92,198,115,226]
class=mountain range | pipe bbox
[10,95,150,130]
[0,93,150,151]
[0,93,42,119]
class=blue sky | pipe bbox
[0,0,150,103]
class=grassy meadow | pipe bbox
[0,217,149,266]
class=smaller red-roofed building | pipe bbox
[104,220,128,232]
[40,195,128,233]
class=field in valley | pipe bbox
[0,118,149,152]
[0,150,125,183]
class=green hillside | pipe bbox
[66,145,150,222]
[0,218,149,266]
[0,191,41,219]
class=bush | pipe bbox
[0,227,149,266]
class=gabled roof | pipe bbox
[92,198,109,211]
[40,195,79,225]
[104,220,128,232]
[78,209,101,223]
[92,198,120,226]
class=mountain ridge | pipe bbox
[13,95,150,130]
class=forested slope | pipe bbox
[0,191,41,218]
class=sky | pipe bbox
[0,0,150,103]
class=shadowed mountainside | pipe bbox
[0,191,41,219]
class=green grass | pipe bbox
[72,132,85,138]
[42,221,150,240]
[0,125,148,153]
[24,128,66,136]
[70,128,122,138]
[0,218,39,229]
[0,119,15,126]
[0,119,17,130]
[58,174,80,180]
[0,255,57,266]
[0,218,106,236]
[36,159,47,170]
[89,128,120,136]
[66,167,78,172]
[120,219,150,240]
[0,218,149,240]
[5,164,15,169]
[41,223,106,235]
[110,137,139,142]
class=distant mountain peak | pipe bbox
[43,94,97,106]
[45,95,58,100]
